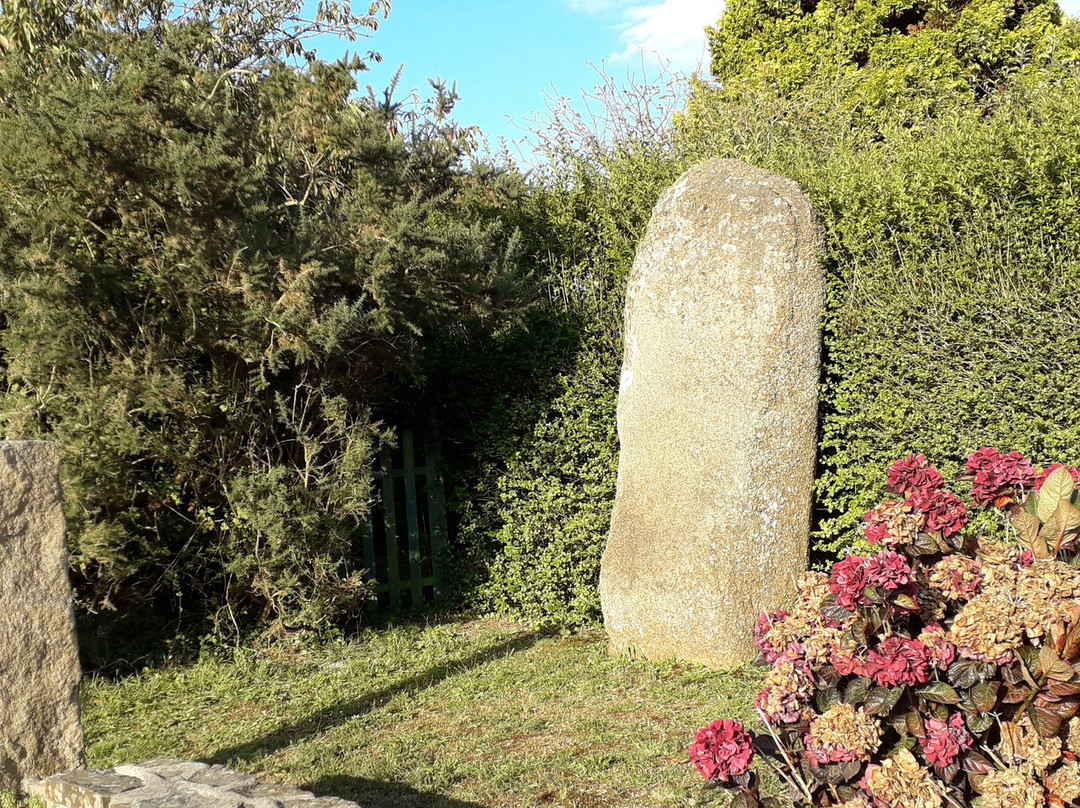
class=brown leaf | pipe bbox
[962,750,996,774]
[1012,510,1043,547]
[1065,500,1080,530]
[1002,684,1032,704]
[906,710,926,737]
[1032,704,1064,738]
[1041,645,1076,681]
[1048,681,1080,698]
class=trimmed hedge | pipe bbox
[447,64,1080,626]
[678,76,1080,551]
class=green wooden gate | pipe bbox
[360,426,449,614]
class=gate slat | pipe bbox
[402,430,423,606]
[380,447,400,610]
[425,424,449,600]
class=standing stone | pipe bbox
[600,159,825,668]
[1,441,85,792]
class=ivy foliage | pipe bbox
[0,25,529,639]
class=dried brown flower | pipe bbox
[862,748,943,808]
[947,587,1022,663]
[1000,716,1062,775]
[976,767,1044,808]
[864,499,925,547]
[805,703,882,764]
[928,555,981,600]
[1047,759,1080,804]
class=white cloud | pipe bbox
[1061,0,1080,16]
[611,0,724,71]
[568,0,725,73]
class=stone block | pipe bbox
[600,159,826,668]
[0,441,85,792]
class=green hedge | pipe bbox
[447,64,1080,626]
[679,76,1080,551]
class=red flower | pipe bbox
[831,645,869,677]
[829,555,869,611]
[1035,463,1080,491]
[866,636,932,687]
[966,447,1036,505]
[887,454,943,495]
[688,719,755,781]
[906,488,967,537]
[865,551,913,590]
[920,712,972,767]
[864,519,891,546]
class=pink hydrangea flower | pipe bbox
[1035,463,1080,491]
[864,518,891,546]
[906,488,967,537]
[866,636,932,687]
[753,609,790,663]
[688,719,755,781]
[831,644,869,677]
[920,712,972,767]
[966,447,1036,505]
[917,623,957,670]
[887,454,943,495]
[829,555,869,611]
[865,551,913,590]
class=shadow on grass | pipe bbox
[304,774,485,808]
[206,631,540,766]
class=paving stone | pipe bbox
[24,761,361,808]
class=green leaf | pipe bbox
[916,681,962,704]
[1038,466,1076,521]
[864,686,902,715]
[966,712,994,735]
[845,677,871,706]
[817,686,841,712]
[969,682,999,713]
[892,593,918,610]
[948,659,994,689]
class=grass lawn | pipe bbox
[82,617,773,808]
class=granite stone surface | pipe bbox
[600,159,825,668]
[0,441,85,791]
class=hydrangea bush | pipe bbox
[690,451,1080,808]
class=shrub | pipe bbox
[691,452,1080,807]
[0,26,528,639]
[430,69,685,626]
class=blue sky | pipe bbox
[313,0,1080,158]
[313,0,725,155]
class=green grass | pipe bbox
[82,617,771,808]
